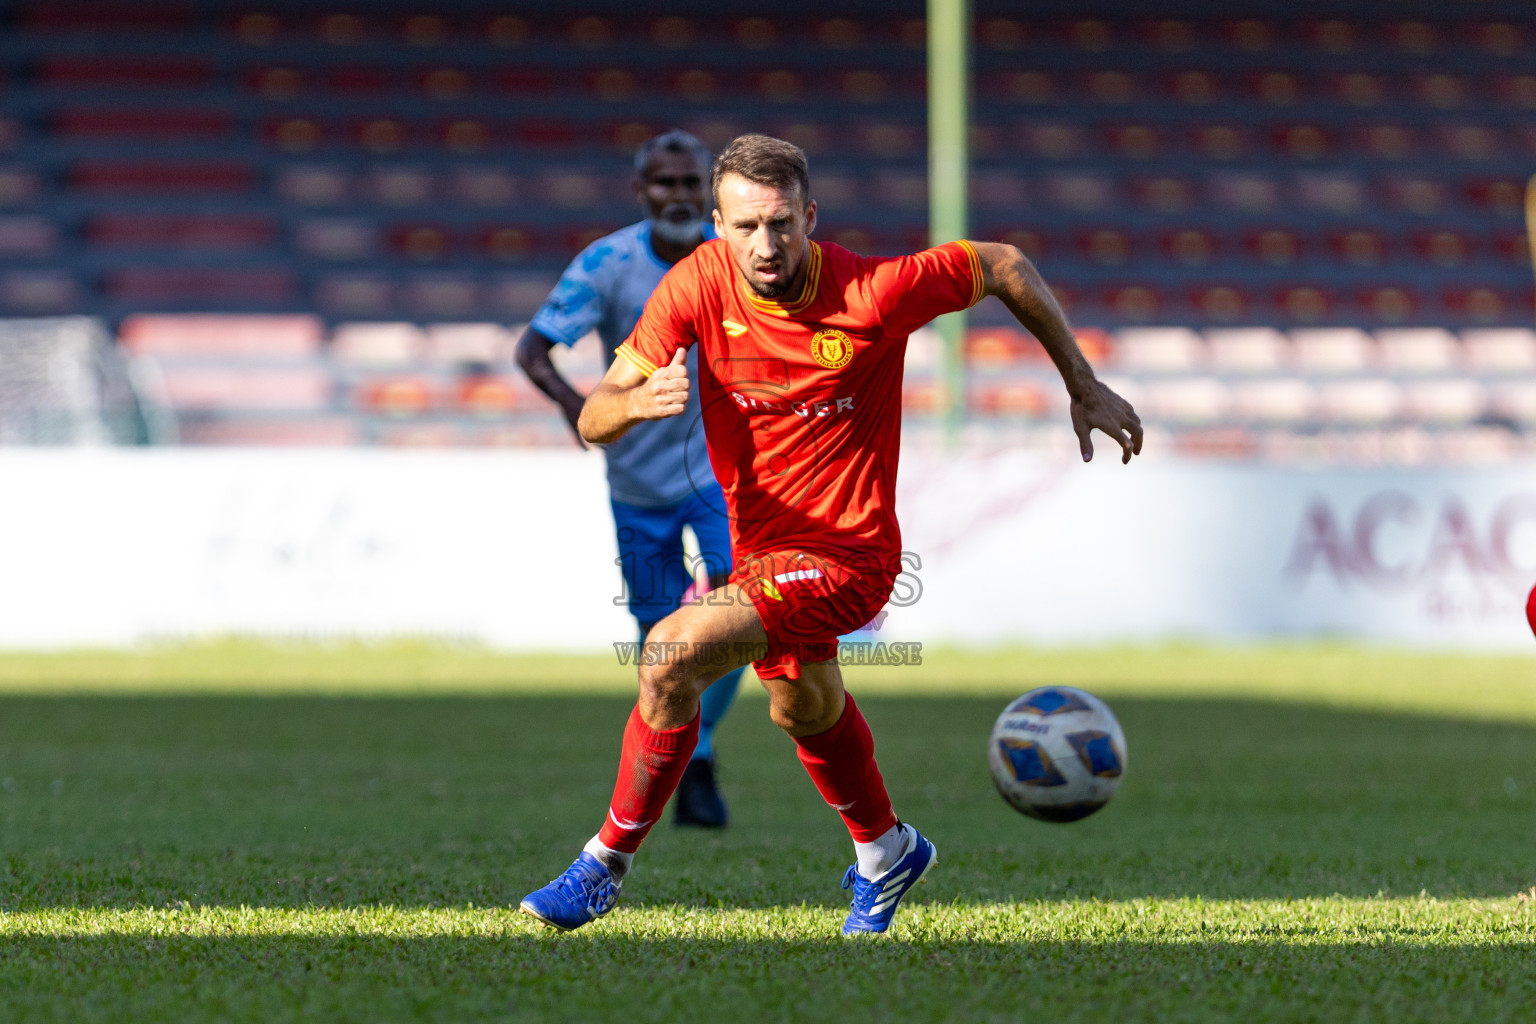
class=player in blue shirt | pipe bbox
[515,130,743,827]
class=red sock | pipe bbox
[596,706,700,853]
[792,692,898,842]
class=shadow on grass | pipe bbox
[2,931,1533,1023]
[0,694,1534,909]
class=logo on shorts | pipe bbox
[810,329,854,369]
[755,577,784,602]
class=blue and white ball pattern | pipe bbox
[988,686,1127,823]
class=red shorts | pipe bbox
[730,550,897,681]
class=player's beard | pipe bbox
[745,255,796,298]
[650,203,706,246]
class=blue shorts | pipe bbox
[611,482,733,628]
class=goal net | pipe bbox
[0,317,147,444]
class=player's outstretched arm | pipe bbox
[514,327,588,449]
[972,242,1144,464]
[578,348,690,445]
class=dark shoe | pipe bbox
[673,757,729,827]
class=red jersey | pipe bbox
[617,237,983,565]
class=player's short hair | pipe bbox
[633,129,712,180]
[711,134,810,207]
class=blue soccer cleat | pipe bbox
[519,852,622,932]
[840,823,937,936]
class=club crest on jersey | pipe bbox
[810,329,854,369]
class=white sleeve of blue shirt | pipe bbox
[528,241,614,347]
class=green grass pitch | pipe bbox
[0,642,1534,1022]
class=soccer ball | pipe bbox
[988,686,1127,823]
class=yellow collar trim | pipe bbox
[741,243,822,317]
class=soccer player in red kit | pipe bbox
[520,134,1142,935]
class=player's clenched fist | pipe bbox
[630,347,690,420]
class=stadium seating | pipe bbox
[0,0,1529,456]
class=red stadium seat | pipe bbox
[815,17,868,49]
[964,326,1035,365]
[1061,19,1115,52]
[498,69,553,97]
[1248,71,1304,106]
[1329,229,1389,267]
[122,314,323,358]
[1223,19,1279,51]
[1332,73,1387,107]
[515,118,581,148]
[246,66,307,99]
[969,379,1052,417]
[477,225,535,262]
[1077,228,1135,267]
[1412,231,1475,268]
[1495,233,1531,265]
[107,269,294,304]
[36,56,212,88]
[355,376,436,416]
[397,13,456,46]
[670,69,722,103]
[315,13,369,46]
[416,67,475,101]
[1245,228,1303,266]
[1163,70,1221,105]
[1359,286,1420,324]
[1415,74,1470,110]
[1134,177,1195,212]
[89,214,274,251]
[1381,176,1445,214]
[1083,70,1139,104]
[437,119,493,155]
[1105,124,1163,160]
[1445,289,1522,325]
[1492,73,1536,109]
[1389,20,1438,53]
[1357,125,1417,160]
[72,162,254,194]
[483,15,532,47]
[589,69,641,103]
[1190,124,1251,161]
[977,18,1027,51]
[1303,19,1357,53]
[55,109,234,141]
[1439,125,1504,161]
[1161,229,1218,265]
[389,223,455,262]
[231,12,283,45]
[454,375,520,416]
[329,65,390,93]
[1105,285,1164,322]
[988,71,1054,104]
[263,116,327,153]
[1271,124,1331,160]
[1189,286,1250,323]
[566,16,615,47]
[1275,287,1337,324]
